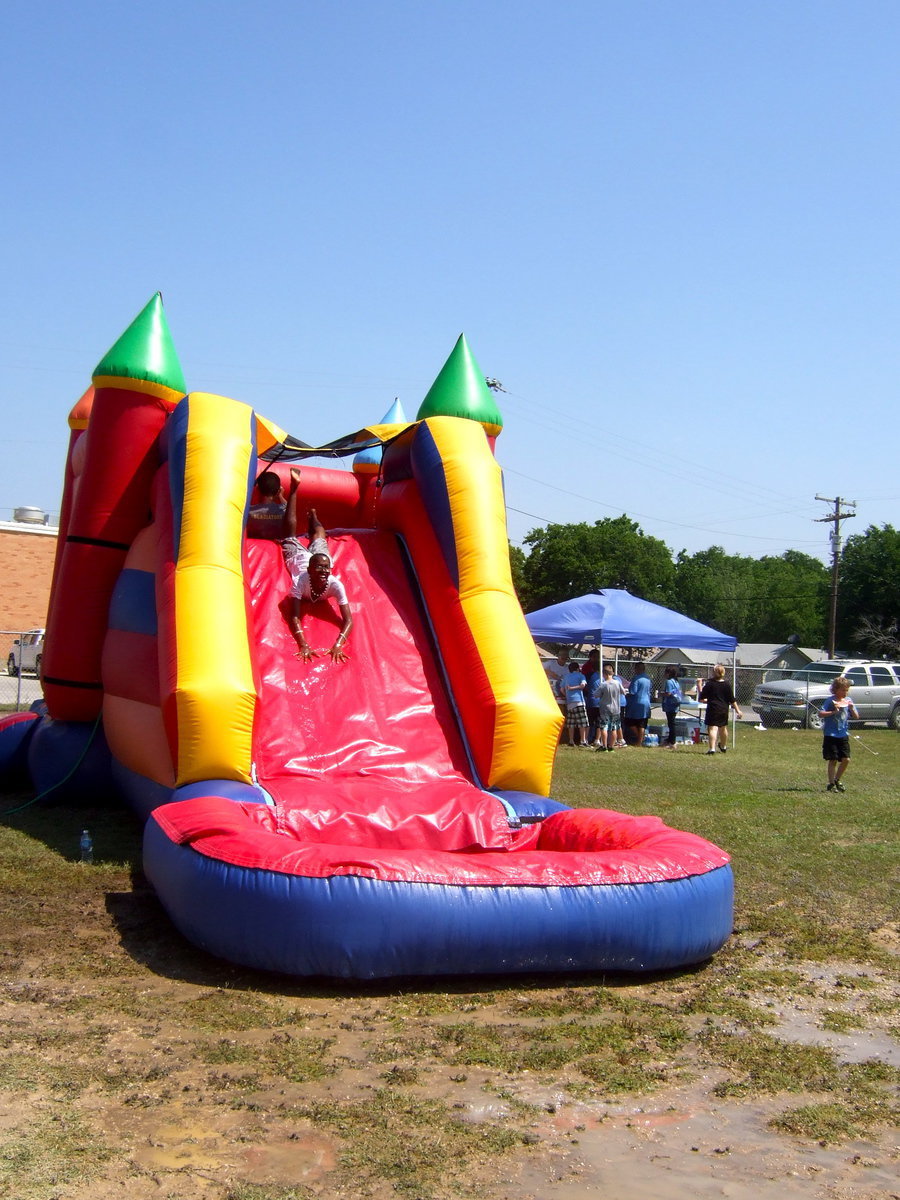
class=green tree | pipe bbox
[673,547,755,638]
[674,548,828,643]
[837,524,900,653]
[522,516,675,610]
[508,542,528,606]
[748,551,828,644]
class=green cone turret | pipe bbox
[416,334,503,437]
[92,292,186,396]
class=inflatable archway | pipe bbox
[0,296,733,978]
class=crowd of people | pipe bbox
[543,649,862,790]
[544,651,743,754]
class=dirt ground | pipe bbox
[2,911,897,1200]
[1,778,898,1200]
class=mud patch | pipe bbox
[509,1084,900,1200]
[101,1098,337,1184]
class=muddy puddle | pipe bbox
[506,1083,899,1200]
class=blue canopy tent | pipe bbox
[526,590,738,742]
[525,589,737,653]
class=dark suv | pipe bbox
[753,659,900,730]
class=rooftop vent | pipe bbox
[13,506,48,525]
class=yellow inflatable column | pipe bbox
[170,393,257,785]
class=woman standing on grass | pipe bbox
[661,665,683,748]
[700,664,743,754]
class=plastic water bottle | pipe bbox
[79,830,93,864]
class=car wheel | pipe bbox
[804,704,824,731]
[757,713,784,729]
[34,654,42,676]
[7,656,17,677]
[888,704,900,731]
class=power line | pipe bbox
[504,467,823,546]
[500,386,803,509]
[814,493,857,657]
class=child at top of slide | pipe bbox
[247,468,352,663]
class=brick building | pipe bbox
[0,516,58,661]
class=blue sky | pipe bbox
[2,1,897,562]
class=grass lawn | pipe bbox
[554,727,898,962]
[0,726,897,1199]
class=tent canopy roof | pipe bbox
[525,589,737,653]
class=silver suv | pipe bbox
[6,629,44,678]
[753,659,900,730]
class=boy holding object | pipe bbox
[820,676,859,792]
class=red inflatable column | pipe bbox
[45,385,93,629]
[42,294,186,721]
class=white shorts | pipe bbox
[283,535,331,574]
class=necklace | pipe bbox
[308,581,327,603]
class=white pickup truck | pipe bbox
[753,658,900,729]
[6,629,45,677]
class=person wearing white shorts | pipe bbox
[281,469,352,663]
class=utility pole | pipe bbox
[814,494,856,657]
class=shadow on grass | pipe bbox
[0,790,138,861]
[106,863,718,1000]
[104,877,260,988]
[3,787,720,1000]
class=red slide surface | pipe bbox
[242,531,515,853]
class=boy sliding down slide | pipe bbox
[282,469,353,663]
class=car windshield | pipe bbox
[789,663,845,682]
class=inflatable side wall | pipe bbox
[378,418,561,794]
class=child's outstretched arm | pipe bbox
[328,602,353,662]
[282,468,302,539]
[289,594,317,661]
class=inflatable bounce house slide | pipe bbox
[0,295,733,979]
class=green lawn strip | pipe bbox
[223,1185,318,1200]
[287,1089,528,1200]
[180,987,314,1032]
[199,1032,335,1083]
[0,1109,115,1195]
[699,1024,900,1141]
